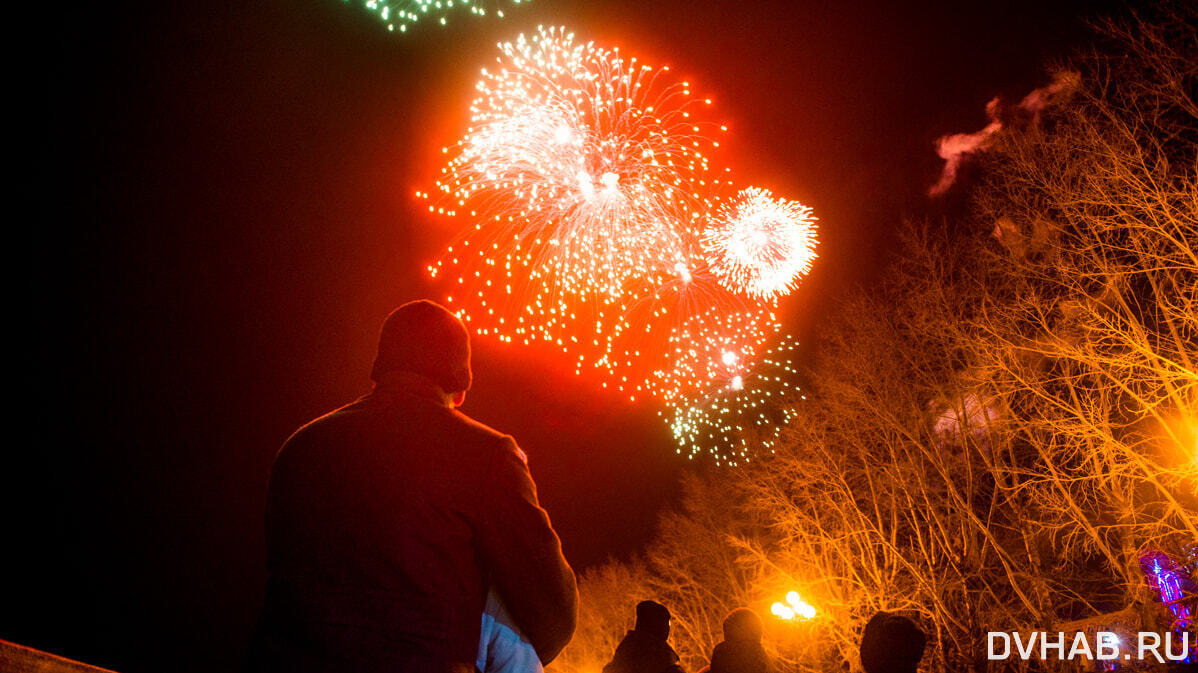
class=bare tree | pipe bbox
[964,0,1198,627]
[550,474,763,673]
[552,7,1197,673]
[744,9,1198,669]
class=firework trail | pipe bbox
[703,187,818,301]
[347,0,530,33]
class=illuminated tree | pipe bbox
[551,474,764,673]
[741,8,1198,669]
[956,0,1198,645]
[552,7,1197,673]
[550,561,653,673]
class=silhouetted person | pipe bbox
[246,300,578,673]
[705,608,771,673]
[603,600,685,673]
[859,611,926,673]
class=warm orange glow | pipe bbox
[771,590,816,621]
[420,27,814,462]
[1187,415,1198,465]
[1163,412,1198,469]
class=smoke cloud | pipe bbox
[929,70,1078,196]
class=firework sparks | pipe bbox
[347,0,529,33]
[426,26,731,396]
[659,316,803,465]
[423,28,817,460]
[703,187,818,301]
[655,308,779,405]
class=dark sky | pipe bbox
[18,0,1124,670]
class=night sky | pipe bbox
[18,0,1124,670]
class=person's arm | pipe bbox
[476,438,579,664]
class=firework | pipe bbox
[426,26,731,396]
[348,0,529,33]
[703,187,818,301]
[655,307,779,404]
[423,28,818,461]
[663,332,803,465]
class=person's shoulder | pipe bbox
[607,631,637,662]
[295,400,361,433]
[448,408,526,460]
[663,640,681,662]
[278,397,371,449]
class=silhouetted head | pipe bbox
[860,611,926,673]
[371,300,472,401]
[634,600,671,641]
[722,608,764,643]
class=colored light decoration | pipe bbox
[1139,548,1197,664]
[346,0,530,33]
[771,590,817,621]
[703,187,818,301]
[1140,549,1196,628]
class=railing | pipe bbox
[0,639,118,673]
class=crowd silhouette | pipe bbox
[246,301,928,673]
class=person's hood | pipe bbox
[370,370,454,407]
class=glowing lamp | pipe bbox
[772,590,817,620]
[770,603,795,620]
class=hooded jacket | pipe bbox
[603,629,685,673]
[707,640,770,673]
[247,372,578,673]
[707,609,771,673]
